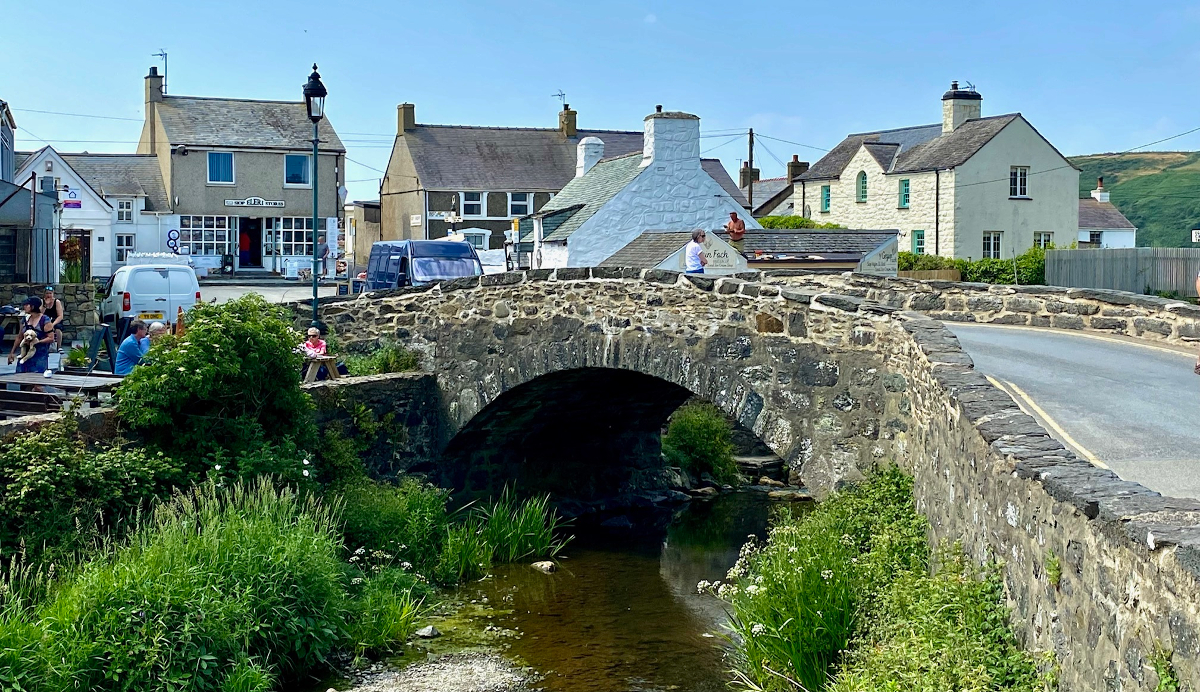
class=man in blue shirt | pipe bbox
[115,320,149,375]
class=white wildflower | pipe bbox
[351,577,363,585]
[214,464,222,471]
[401,561,413,571]
[821,569,833,581]
[302,470,310,477]
[745,585,762,596]
[751,623,766,636]
[696,580,712,593]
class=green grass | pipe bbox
[343,342,421,376]
[347,568,428,656]
[1071,152,1200,248]
[663,402,741,485]
[479,487,572,563]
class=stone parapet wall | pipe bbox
[761,270,1200,348]
[1,283,99,343]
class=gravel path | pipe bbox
[344,654,534,692]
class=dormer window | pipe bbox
[856,171,867,202]
[117,199,133,222]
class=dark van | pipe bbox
[365,240,484,291]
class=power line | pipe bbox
[701,134,743,155]
[755,138,788,169]
[345,156,387,174]
[755,133,829,153]
[12,108,143,122]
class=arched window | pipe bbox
[856,171,868,202]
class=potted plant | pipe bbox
[61,345,91,374]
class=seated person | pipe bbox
[300,327,347,380]
[115,320,149,375]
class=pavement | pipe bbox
[198,283,337,304]
[946,323,1200,499]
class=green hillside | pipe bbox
[1069,152,1200,247]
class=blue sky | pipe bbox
[6,0,1200,202]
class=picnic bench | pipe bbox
[303,355,342,383]
[0,372,122,419]
[0,389,64,420]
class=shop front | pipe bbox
[179,213,334,276]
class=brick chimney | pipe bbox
[397,103,415,134]
[559,104,577,138]
[641,107,700,168]
[1091,176,1110,203]
[739,161,760,188]
[787,155,809,183]
[941,81,982,134]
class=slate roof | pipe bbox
[701,160,748,206]
[1079,198,1136,230]
[524,153,645,242]
[154,96,345,151]
[401,125,643,191]
[61,154,170,211]
[599,230,693,267]
[798,116,1025,180]
[715,228,897,256]
[741,177,794,216]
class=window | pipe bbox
[1089,231,1103,246]
[116,234,136,262]
[509,192,530,216]
[1009,166,1028,198]
[208,152,235,184]
[179,215,237,256]
[463,232,488,249]
[264,217,315,256]
[856,171,867,202]
[898,179,910,208]
[982,231,1002,259]
[462,192,482,216]
[911,229,925,254]
[1034,232,1054,249]
[116,199,133,222]
[284,155,310,186]
[820,185,831,213]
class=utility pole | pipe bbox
[747,128,755,210]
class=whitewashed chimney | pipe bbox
[641,105,700,168]
[576,137,604,178]
[1090,177,1110,203]
[941,81,982,133]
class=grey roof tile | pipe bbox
[403,125,643,191]
[701,159,748,206]
[1079,198,1136,230]
[530,153,645,242]
[742,177,794,215]
[599,230,693,267]
[155,96,344,151]
[863,142,900,169]
[716,228,896,255]
[60,154,170,211]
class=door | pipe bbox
[239,218,263,267]
[126,268,171,321]
[167,267,199,320]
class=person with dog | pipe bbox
[7,297,54,374]
[115,320,149,376]
[42,287,65,353]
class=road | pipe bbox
[199,283,337,304]
[946,323,1200,499]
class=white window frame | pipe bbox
[1009,166,1029,198]
[509,192,530,217]
[283,154,312,188]
[1088,231,1103,246]
[1034,232,1053,249]
[116,199,134,223]
[207,151,236,185]
[179,215,238,256]
[115,233,136,262]
[461,191,483,217]
[461,229,491,250]
[264,217,316,257]
[982,231,1002,259]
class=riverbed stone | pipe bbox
[531,561,557,574]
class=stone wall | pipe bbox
[762,271,1200,348]
[2,283,97,343]
[314,268,1200,689]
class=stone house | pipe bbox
[517,108,758,269]
[379,103,652,251]
[1078,178,1136,248]
[135,66,346,275]
[16,147,173,279]
[794,83,1079,260]
[739,156,810,218]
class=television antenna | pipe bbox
[152,49,168,93]
[551,90,566,107]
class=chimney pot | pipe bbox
[1097,176,1104,189]
[655,105,663,113]
[792,154,799,162]
[149,66,159,76]
[942,81,982,133]
[1091,176,1111,203]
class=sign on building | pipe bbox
[1191,229,1200,243]
[224,196,285,208]
[858,236,898,277]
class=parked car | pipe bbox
[99,264,201,326]
[364,240,484,291]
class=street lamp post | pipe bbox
[303,64,327,328]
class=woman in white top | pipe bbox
[684,229,708,274]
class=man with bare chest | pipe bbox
[724,212,746,253]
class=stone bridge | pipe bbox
[308,268,1200,691]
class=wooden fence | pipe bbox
[1045,248,1200,297]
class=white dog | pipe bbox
[16,329,37,365]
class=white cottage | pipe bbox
[16,147,175,279]
[519,107,761,268]
[793,83,1079,260]
[1078,178,1136,248]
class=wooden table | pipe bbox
[303,355,341,383]
[0,372,123,400]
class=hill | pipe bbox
[1069,152,1200,247]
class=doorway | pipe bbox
[238,217,263,268]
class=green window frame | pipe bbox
[911,229,925,254]
[856,171,867,202]
[898,179,910,208]
[820,185,831,212]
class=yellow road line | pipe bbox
[957,322,1193,358]
[984,375,1109,470]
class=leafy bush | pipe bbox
[758,216,844,229]
[8,479,346,692]
[662,402,739,484]
[897,251,966,272]
[830,553,1045,692]
[341,479,451,578]
[116,294,316,476]
[898,247,1046,285]
[715,467,927,691]
[0,416,183,562]
[343,342,420,376]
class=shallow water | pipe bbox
[452,493,773,691]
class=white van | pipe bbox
[99,265,201,325]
